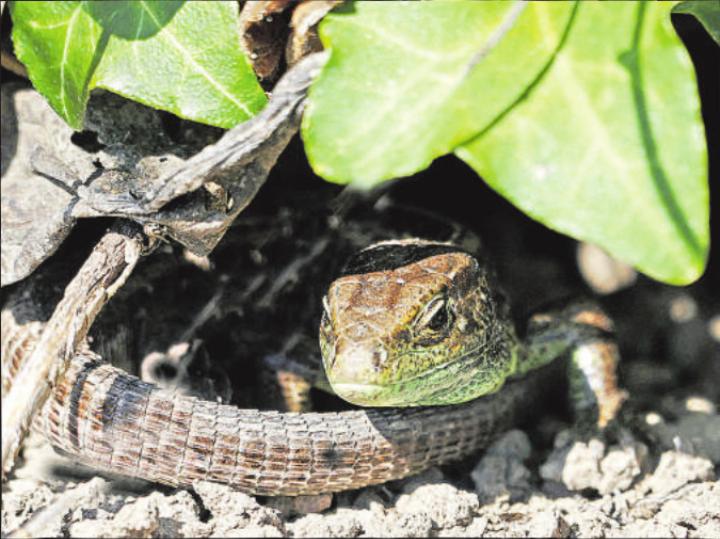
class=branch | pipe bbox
[1,221,144,477]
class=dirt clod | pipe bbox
[472,429,533,502]
[396,482,479,529]
[645,451,715,497]
[540,431,647,495]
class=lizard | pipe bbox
[0,202,625,497]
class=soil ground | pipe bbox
[2,366,718,537]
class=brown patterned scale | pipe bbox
[0,269,544,495]
[0,208,618,496]
[32,349,547,496]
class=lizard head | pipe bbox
[319,239,518,407]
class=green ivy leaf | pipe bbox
[10,1,267,129]
[302,2,575,185]
[457,2,708,284]
[303,1,708,284]
[673,0,720,44]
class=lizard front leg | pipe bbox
[521,300,627,428]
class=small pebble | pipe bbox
[576,242,637,295]
[686,396,716,414]
[668,294,698,323]
[708,315,720,342]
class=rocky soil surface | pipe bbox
[3,165,719,538]
[3,389,718,537]
[3,157,719,538]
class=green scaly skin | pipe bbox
[319,240,624,424]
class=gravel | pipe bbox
[3,403,718,538]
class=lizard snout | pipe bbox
[325,339,389,405]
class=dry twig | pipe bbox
[1,221,144,477]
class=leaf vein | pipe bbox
[334,16,470,62]
[138,0,252,116]
[59,3,83,121]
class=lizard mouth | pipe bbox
[330,344,494,407]
[329,382,386,406]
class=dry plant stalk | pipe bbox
[1,221,143,477]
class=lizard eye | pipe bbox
[414,295,453,334]
[426,303,449,331]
